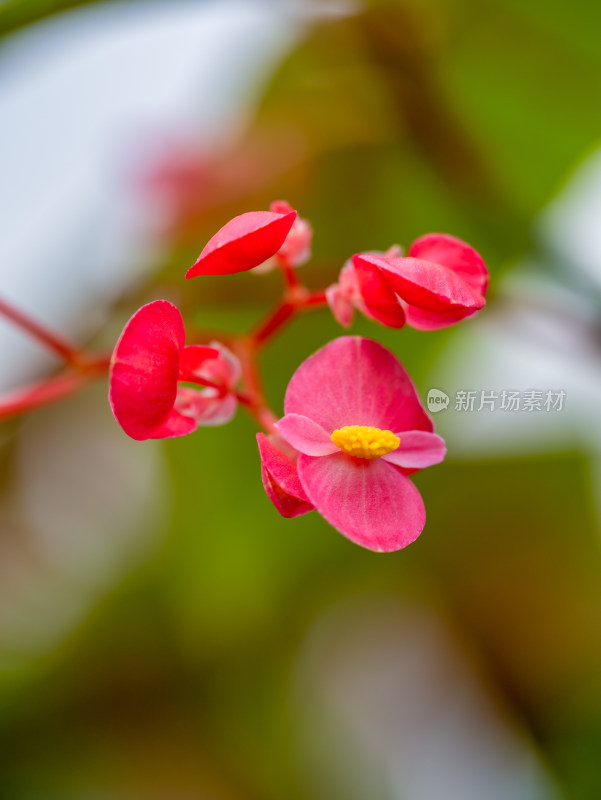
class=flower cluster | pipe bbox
[109,204,489,551]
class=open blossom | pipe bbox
[186,207,297,278]
[328,233,488,331]
[109,300,240,441]
[259,336,446,552]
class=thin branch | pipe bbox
[0,296,86,368]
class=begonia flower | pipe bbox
[353,233,488,330]
[261,336,445,552]
[328,234,488,331]
[186,207,297,278]
[109,300,240,441]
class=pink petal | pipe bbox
[257,433,314,518]
[201,341,242,387]
[409,233,489,296]
[355,254,485,315]
[276,413,338,456]
[270,200,295,215]
[382,430,446,469]
[284,336,432,435]
[186,210,297,277]
[326,283,355,327]
[352,256,406,328]
[109,300,186,441]
[175,387,237,427]
[270,200,312,268]
[298,452,425,551]
[198,393,238,426]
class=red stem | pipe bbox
[0,296,87,368]
[301,289,328,308]
[0,356,110,422]
[277,254,300,291]
[251,289,328,349]
[252,301,296,348]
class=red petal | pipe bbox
[178,345,219,380]
[257,433,314,518]
[186,210,297,277]
[150,409,198,439]
[408,233,489,295]
[352,255,405,328]
[298,452,425,551]
[403,303,480,331]
[355,254,485,314]
[109,300,187,441]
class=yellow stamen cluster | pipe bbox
[330,425,400,459]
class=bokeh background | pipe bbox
[1,1,601,798]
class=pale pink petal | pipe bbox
[382,430,446,469]
[175,387,237,427]
[408,233,489,295]
[276,413,338,456]
[200,341,242,387]
[298,453,425,551]
[109,300,185,441]
[186,210,297,277]
[257,433,314,518]
[271,200,312,267]
[338,259,359,296]
[284,336,432,435]
[355,254,485,314]
[326,283,355,328]
[270,200,295,215]
[251,257,278,275]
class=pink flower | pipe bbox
[329,234,488,331]
[109,300,240,440]
[261,336,446,552]
[186,208,297,278]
